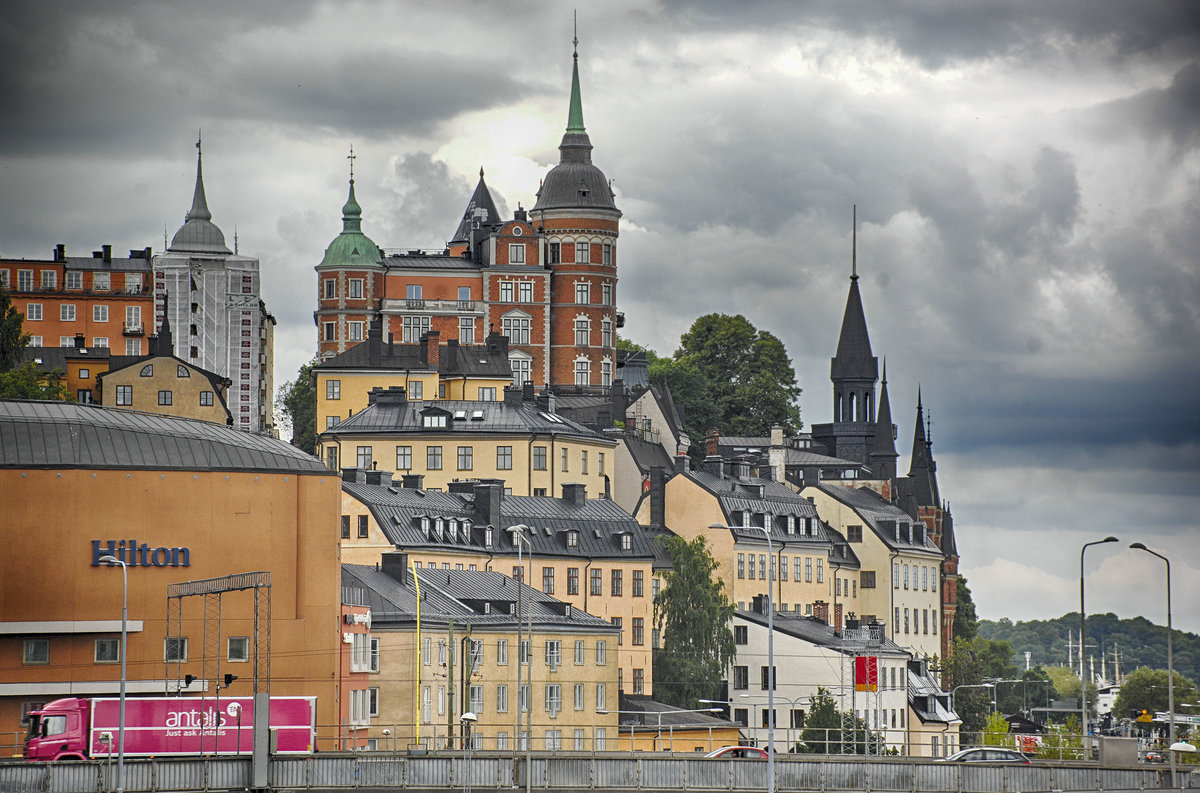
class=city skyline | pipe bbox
[1,2,1196,638]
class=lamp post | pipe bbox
[98,555,127,793]
[460,711,477,793]
[740,693,804,751]
[712,522,774,793]
[1130,542,1175,788]
[1080,536,1118,760]
[507,525,531,793]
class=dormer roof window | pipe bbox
[484,526,494,547]
[567,530,579,548]
[620,533,631,551]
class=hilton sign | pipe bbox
[92,539,191,568]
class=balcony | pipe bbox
[382,297,483,316]
[123,323,144,336]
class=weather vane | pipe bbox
[348,144,356,183]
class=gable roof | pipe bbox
[813,483,943,556]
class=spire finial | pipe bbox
[480,166,485,179]
[573,10,579,57]
[185,131,213,222]
[348,144,356,184]
[566,17,586,134]
[881,357,887,384]
[851,204,858,281]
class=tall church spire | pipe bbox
[830,206,877,423]
[567,23,586,135]
[317,145,382,269]
[907,388,941,507]
[869,359,898,480]
[168,133,231,254]
[186,132,213,222]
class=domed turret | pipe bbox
[318,174,382,269]
[168,136,232,255]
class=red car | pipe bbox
[704,746,769,759]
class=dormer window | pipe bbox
[448,520,458,540]
[423,413,448,429]
[567,531,579,548]
[484,526,494,547]
[462,520,472,543]
[435,518,444,541]
[420,517,431,536]
[621,534,631,551]
[786,516,796,535]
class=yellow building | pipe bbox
[314,319,512,436]
[343,555,621,751]
[97,352,232,425]
[639,458,860,628]
[0,401,343,742]
[802,482,945,662]
[338,472,656,698]
[318,385,616,499]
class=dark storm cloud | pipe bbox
[1088,61,1200,151]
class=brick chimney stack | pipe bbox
[424,330,441,368]
[813,600,829,626]
[705,428,720,456]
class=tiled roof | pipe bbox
[0,400,327,473]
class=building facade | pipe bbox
[315,44,620,391]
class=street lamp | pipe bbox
[98,555,128,793]
[506,525,532,793]
[1130,542,1175,788]
[711,522,774,793]
[460,711,478,793]
[1080,536,1118,759]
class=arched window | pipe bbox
[848,392,857,422]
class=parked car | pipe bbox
[1143,751,1166,764]
[703,746,769,759]
[940,748,1031,764]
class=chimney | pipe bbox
[380,551,408,584]
[504,385,523,407]
[537,388,556,414]
[102,244,112,262]
[769,424,786,484]
[704,428,720,456]
[522,381,535,401]
[612,379,628,426]
[367,387,382,406]
[374,386,407,406]
[703,455,724,478]
[845,614,861,631]
[54,243,66,262]
[649,466,666,527]
[833,603,843,633]
[448,480,478,496]
[74,334,85,350]
[368,317,383,366]
[673,453,690,474]
[486,329,507,356]
[341,467,368,485]
[561,482,586,506]
[514,206,528,222]
[732,455,751,480]
[473,481,502,527]
[401,473,425,490]
[752,594,768,616]
[813,600,829,626]
[365,470,393,487]
[422,330,441,368]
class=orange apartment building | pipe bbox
[1,245,154,356]
[315,45,621,391]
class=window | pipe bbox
[61,304,76,321]
[17,270,33,291]
[575,242,590,263]
[326,446,339,471]
[427,446,442,469]
[26,303,42,321]
[140,364,154,377]
[731,665,749,691]
[390,445,411,470]
[601,318,613,348]
[125,273,141,293]
[547,242,561,263]
[893,563,900,588]
[341,515,350,539]
[596,640,607,665]
[165,637,188,662]
[759,554,766,580]
[358,515,369,538]
[357,446,373,468]
[805,557,812,583]
[326,380,341,400]
[861,570,876,589]
[734,625,748,645]
[574,359,590,386]
[580,450,588,474]
[347,279,364,299]
[116,385,132,405]
[518,281,533,302]
[23,639,49,665]
[66,271,83,290]
[544,729,562,750]
[595,683,607,711]
[41,270,57,289]
[922,566,929,591]
[598,453,605,475]
[567,567,579,595]
[491,445,513,470]
[95,638,119,664]
[816,558,824,583]
[458,317,475,344]
[499,281,515,302]
[323,322,336,342]
[737,553,745,579]
[410,380,423,400]
[904,608,910,634]
[497,639,509,665]
[502,314,530,344]
[632,570,643,597]
[903,564,909,589]
[561,447,569,472]
[574,318,590,346]
[406,284,422,301]
[542,567,555,594]
[158,390,172,406]
[92,337,107,348]
[847,525,863,542]
[611,569,623,596]
[590,568,602,596]
[510,355,532,386]
[322,279,336,299]
[497,684,509,712]
[402,315,430,342]
[602,242,612,265]
[761,665,776,691]
[545,640,563,670]
[632,618,644,646]
[126,305,141,329]
[533,446,547,470]
[346,321,364,341]
[509,243,525,264]
[574,282,590,304]
[520,639,531,666]
[612,617,622,644]
[457,446,473,470]
[92,304,108,323]
[228,637,250,662]
[748,554,756,579]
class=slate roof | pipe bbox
[813,483,943,557]
[0,400,328,473]
[315,331,510,380]
[736,607,907,656]
[831,275,877,381]
[624,435,673,477]
[908,660,960,725]
[342,479,653,562]
[449,172,503,245]
[685,470,832,546]
[382,253,477,270]
[322,396,613,444]
[342,564,619,633]
[717,437,863,470]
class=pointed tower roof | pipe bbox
[906,388,941,507]
[449,168,502,244]
[152,293,173,356]
[830,273,878,381]
[319,148,383,269]
[531,36,619,214]
[869,360,899,478]
[168,135,232,254]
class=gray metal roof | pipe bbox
[736,607,908,657]
[0,400,328,473]
[342,479,653,562]
[813,483,943,556]
[342,564,619,633]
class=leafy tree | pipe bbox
[1113,667,1199,720]
[1036,715,1083,760]
[0,361,68,400]
[995,668,1056,718]
[981,710,1011,747]
[653,535,736,708]
[954,576,978,640]
[277,359,317,453]
[1,293,31,372]
[795,687,885,755]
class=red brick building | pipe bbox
[315,45,621,390]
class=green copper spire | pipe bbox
[318,146,381,269]
[566,35,586,134]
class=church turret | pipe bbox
[907,388,941,507]
[869,360,898,480]
[830,208,878,424]
[449,168,502,252]
[318,146,382,270]
[168,134,232,255]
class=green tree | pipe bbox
[0,361,68,400]
[981,710,1011,747]
[277,359,317,453]
[954,576,978,640]
[795,687,884,755]
[1,292,31,371]
[653,535,736,708]
[1113,667,1200,720]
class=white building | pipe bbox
[153,141,275,434]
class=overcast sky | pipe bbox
[2,2,1198,645]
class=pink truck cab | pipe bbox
[24,696,316,761]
